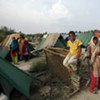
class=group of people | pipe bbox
[10,31,100,93]
[10,35,30,64]
[63,31,100,94]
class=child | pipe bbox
[63,31,82,72]
[10,37,18,64]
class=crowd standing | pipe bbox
[10,32,100,94]
[63,31,100,94]
[10,35,30,64]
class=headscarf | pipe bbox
[89,36,100,63]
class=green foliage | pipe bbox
[0,26,15,42]
[0,26,15,34]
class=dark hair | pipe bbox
[20,35,25,39]
[93,36,98,41]
[69,31,75,36]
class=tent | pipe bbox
[0,33,21,59]
[77,32,94,46]
[36,33,67,50]
[1,33,21,50]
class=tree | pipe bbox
[0,26,15,34]
[0,26,15,42]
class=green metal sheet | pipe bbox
[0,57,33,97]
[0,48,9,58]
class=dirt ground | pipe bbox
[69,89,100,100]
[25,89,100,100]
[15,60,100,100]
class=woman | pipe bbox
[20,35,30,61]
[20,35,26,60]
[89,36,100,93]
[10,37,18,64]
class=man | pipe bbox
[63,31,82,72]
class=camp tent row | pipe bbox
[1,32,98,51]
[36,33,67,50]
[36,32,97,50]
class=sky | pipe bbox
[0,0,100,34]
